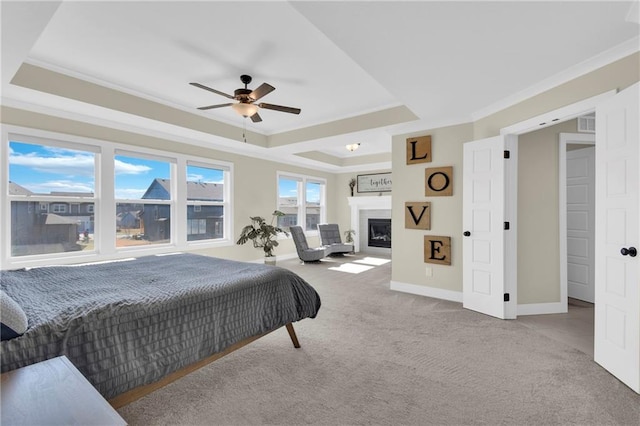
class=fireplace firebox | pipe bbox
[368,218,391,248]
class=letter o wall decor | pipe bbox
[425,166,453,197]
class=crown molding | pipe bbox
[471,36,640,122]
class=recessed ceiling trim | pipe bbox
[11,63,269,146]
[268,105,418,147]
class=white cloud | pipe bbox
[26,180,94,194]
[187,173,223,184]
[10,150,95,177]
[115,188,146,199]
[187,173,204,182]
[114,159,152,175]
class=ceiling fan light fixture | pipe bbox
[346,143,361,152]
[232,102,258,117]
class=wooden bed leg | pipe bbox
[285,323,301,348]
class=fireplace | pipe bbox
[368,218,391,248]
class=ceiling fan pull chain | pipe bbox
[243,120,247,143]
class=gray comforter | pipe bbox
[0,253,321,399]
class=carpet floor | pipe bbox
[118,254,640,425]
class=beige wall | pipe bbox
[390,52,638,304]
[391,123,473,291]
[333,168,392,239]
[517,120,577,304]
[1,107,335,262]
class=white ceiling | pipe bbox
[1,1,639,172]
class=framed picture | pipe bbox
[357,172,392,193]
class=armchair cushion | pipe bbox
[318,224,354,255]
[290,226,327,262]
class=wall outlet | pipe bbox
[425,266,433,277]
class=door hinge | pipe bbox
[504,150,510,159]
[504,293,510,302]
[504,221,510,230]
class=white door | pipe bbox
[463,135,516,319]
[566,146,595,303]
[594,82,639,393]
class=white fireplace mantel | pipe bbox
[347,196,391,252]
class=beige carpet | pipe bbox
[119,254,640,425]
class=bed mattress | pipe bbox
[0,253,321,399]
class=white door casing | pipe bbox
[566,146,596,303]
[594,82,639,393]
[463,135,517,319]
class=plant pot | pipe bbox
[264,256,276,266]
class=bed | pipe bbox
[0,253,321,406]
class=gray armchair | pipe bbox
[317,224,354,255]
[290,226,327,263]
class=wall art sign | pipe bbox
[424,235,451,265]
[425,166,453,197]
[406,135,432,165]
[404,202,431,230]
[357,172,392,193]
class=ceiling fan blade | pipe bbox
[258,103,301,115]
[249,83,275,101]
[189,82,235,99]
[197,103,233,110]
[250,112,262,123]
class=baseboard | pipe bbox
[248,252,298,264]
[517,302,567,316]
[390,281,463,303]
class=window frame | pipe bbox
[1,125,234,269]
[184,160,231,245]
[276,171,326,236]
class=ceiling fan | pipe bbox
[190,74,301,123]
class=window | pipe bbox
[3,127,234,267]
[51,204,67,213]
[186,163,227,242]
[277,173,326,232]
[8,139,96,257]
[115,154,172,247]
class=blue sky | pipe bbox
[9,141,223,199]
[10,141,320,202]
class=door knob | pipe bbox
[621,247,637,257]
[463,231,471,237]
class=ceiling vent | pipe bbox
[578,113,596,133]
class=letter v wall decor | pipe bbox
[405,202,431,230]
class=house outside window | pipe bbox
[185,163,228,242]
[51,204,67,213]
[7,139,96,257]
[277,172,326,233]
[115,154,172,247]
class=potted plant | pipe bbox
[348,178,356,197]
[236,210,288,265]
[344,229,356,243]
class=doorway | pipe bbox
[559,132,596,304]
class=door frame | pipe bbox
[559,132,596,308]
[496,89,615,316]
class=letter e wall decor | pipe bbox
[405,202,431,230]
[424,236,451,265]
[425,166,453,197]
